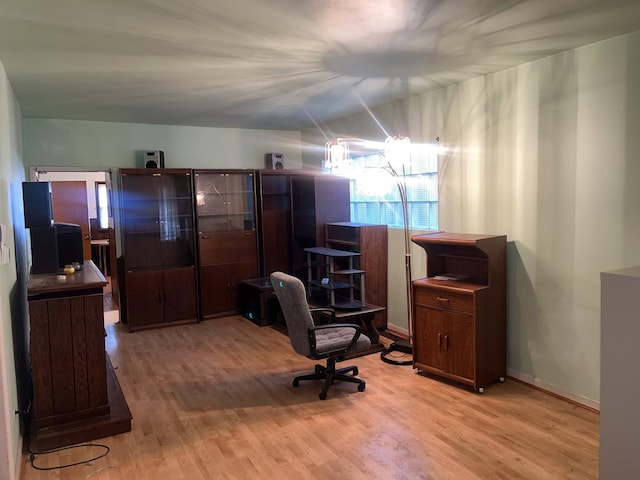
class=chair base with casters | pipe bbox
[270,271,371,400]
[294,356,366,400]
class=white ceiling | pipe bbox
[1,0,640,130]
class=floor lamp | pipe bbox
[379,136,413,366]
[326,135,415,366]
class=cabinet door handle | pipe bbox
[158,293,163,302]
[163,292,168,302]
[201,235,211,239]
[444,335,449,350]
[437,297,450,303]
[437,333,442,348]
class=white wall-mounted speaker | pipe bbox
[142,150,165,168]
[265,153,284,169]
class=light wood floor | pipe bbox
[20,315,599,479]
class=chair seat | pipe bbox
[314,327,371,354]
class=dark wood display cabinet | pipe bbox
[290,173,350,277]
[410,232,507,392]
[256,171,351,278]
[326,222,388,330]
[255,170,296,276]
[194,170,258,318]
[119,169,198,331]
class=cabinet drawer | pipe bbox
[414,286,474,314]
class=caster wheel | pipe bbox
[319,391,327,400]
[353,367,359,376]
[357,381,366,392]
[293,379,299,387]
[315,365,323,374]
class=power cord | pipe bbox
[16,408,110,471]
[28,442,110,471]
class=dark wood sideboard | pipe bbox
[27,260,131,450]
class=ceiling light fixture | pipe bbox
[324,139,350,173]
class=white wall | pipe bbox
[0,60,27,480]
[22,119,302,171]
[303,31,640,405]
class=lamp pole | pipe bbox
[380,161,414,365]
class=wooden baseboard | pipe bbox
[506,370,600,413]
[380,329,599,413]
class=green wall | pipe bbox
[22,119,302,170]
[0,60,28,480]
[303,31,640,407]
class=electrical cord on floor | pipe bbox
[15,401,111,470]
[17,407,110,471]
[28,442,110,471]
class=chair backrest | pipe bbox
[270,272,314,357]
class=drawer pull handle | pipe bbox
[437,333,442,347]
[444,335,449,350]
[437,297,450,303]
[201,235,211,239]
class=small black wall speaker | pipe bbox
[265,153,284,169]
[143,150,165,168]
[22,182,54,228]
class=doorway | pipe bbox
[29,167,119,325]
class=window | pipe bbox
[95,182,110,230]
[328,143,438,230]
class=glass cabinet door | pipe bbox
[120,170,195,270]
[194,171,255,232]
[225,173,255,231]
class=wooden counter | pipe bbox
[28,260,131,450]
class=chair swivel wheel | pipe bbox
[315,365,323,374]
[293,379,299,387]
[352,367,359,376]
[357,381,366,392]
[319,391,327,400]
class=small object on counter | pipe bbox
[72,261,82,271]
[63,264,76,275]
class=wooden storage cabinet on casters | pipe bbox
[411,232,506,393]
[413,294,475,384]
[125,267,197,329]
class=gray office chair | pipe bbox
[270,271,371,400]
